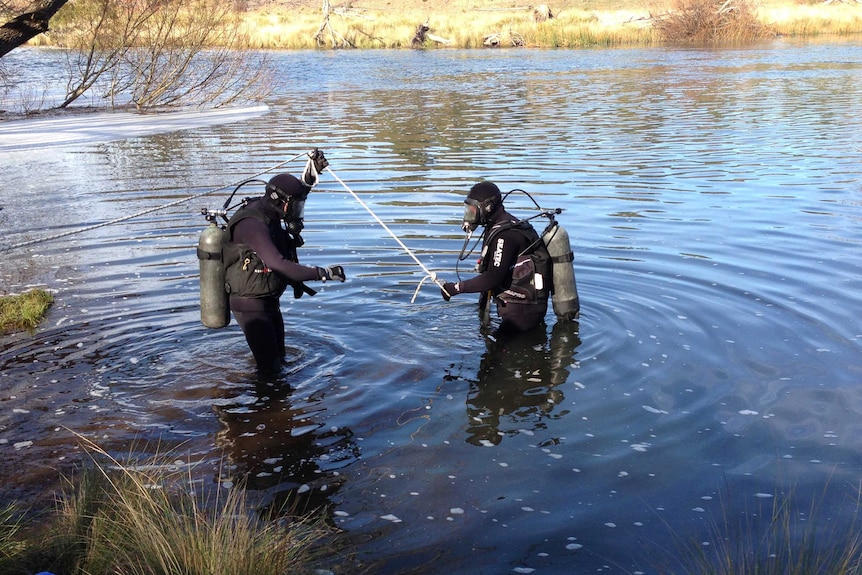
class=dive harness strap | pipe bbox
[197,247,222,261]
[291,280,317,297]
[551,251,574,264]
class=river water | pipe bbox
[1,39,861,573]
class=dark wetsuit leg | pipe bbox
[231,296,285,372]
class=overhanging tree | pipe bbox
[0,0,69,58]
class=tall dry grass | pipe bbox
[0,504,27,568]
[237,5,660,49]
[761,2,862,36]
[26,0,862,50]
[528,9,656,48]
[232,0,861,49]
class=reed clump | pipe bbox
[658,484,862,574]
[0,288,53,335]
[0,504,27,568]
[0,441,333,575]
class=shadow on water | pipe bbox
[212,356,360,520]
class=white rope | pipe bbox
[323,167,451,300]
[0,153,306,254]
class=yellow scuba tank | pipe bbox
[542,220,580,321]
[197,219,230,328]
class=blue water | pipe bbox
[1,39,862,573]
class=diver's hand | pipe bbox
[318,265,346,282]
[310,148,329,173]
[440,281,459,301]
[302,148,329,187]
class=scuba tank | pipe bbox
[196,178,268,328]
[542,219,580,321]
[197,210,230,328]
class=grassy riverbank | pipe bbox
[232,0,862,49]
[31,0,862,50]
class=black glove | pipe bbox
[440,281,458,301]
[301,149,329,187]
[310,148,329,173]
[318,265,346,282]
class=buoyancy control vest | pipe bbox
[478,221,551,305]
[223,199,298,299]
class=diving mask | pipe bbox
[462,198,483,233]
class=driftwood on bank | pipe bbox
[411,19,452,48]
[483,28,526,47]
[313,0,353,48]
[476,3,549,45]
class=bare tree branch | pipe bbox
[53,0,271,110]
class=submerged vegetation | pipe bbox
[0,439,334,575]
[0,288,53,334]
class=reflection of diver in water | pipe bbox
[460,321,582,446]
[213,376,359,517]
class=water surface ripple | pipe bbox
[2,40,862,573]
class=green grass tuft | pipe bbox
[0,288,54,335]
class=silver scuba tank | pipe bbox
[197,221,230,328]
[542,221,580,321]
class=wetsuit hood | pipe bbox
[463,181,503,232]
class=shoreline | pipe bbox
[239,1,862,49]
[28,1,862,50]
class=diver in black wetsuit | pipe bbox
[223,150,345,373]
[440,181,551,333]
